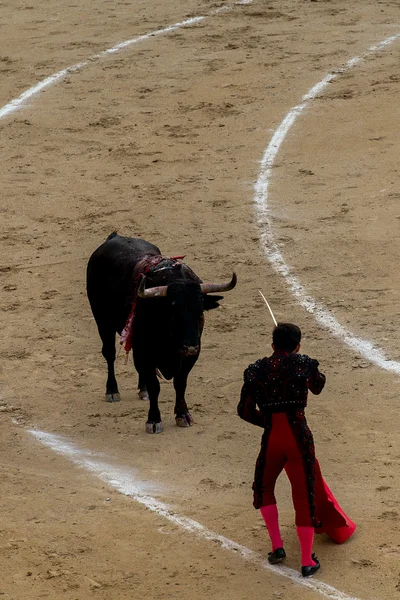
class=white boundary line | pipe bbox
[0,2,248,121]
[254,33,400,375]
[29,429,362,600]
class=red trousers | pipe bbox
[257,413,314,526]
[255,413,356,540]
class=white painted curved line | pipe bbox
[29,429,362,600]
[255,33,400,375]
[0,2,251,121]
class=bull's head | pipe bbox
[137,273,237,357]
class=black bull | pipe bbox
[86,233,236,433]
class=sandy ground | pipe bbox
[1,0,400,598]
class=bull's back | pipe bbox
[86,233,161,320]
[88,234,160,277]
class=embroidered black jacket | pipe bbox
[237,351,326,427]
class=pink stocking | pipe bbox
[260,504,283,551]
[296,526,317,566]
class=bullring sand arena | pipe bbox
[1,0,400,598]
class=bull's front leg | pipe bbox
[144,370,163,434]
[137,373,149,401]
[173,357,196,428]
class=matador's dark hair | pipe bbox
[273,323,301,352]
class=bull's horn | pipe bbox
[137,275,168,298]
[200,272,237,294]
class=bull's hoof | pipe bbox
[146,421,163,434]
[138,390,149,401]
[175,412,194,428]
[105,393,121,403]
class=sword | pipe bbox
[258,290,278,327]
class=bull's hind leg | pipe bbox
[99,326,121,403]
[173,359,195,427]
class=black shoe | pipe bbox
[301,554,320,578]
[268,547,286,564]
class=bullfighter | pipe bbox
[237,322,356,577]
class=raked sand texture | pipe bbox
[0,1,399,599]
